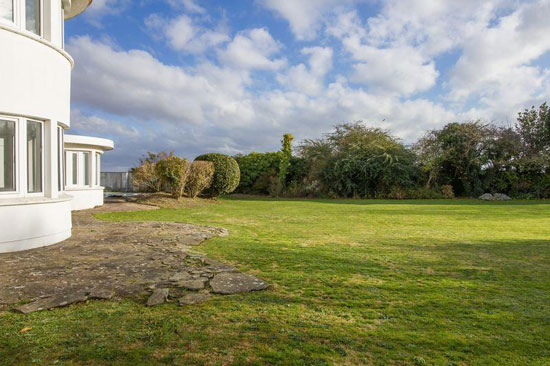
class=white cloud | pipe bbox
[82,0,129,26]
[69,36,459,170]
[68,36,252,126]
[349,45,438,96]
[181,0,207,14]
[68,1,550,169]
[259,0,356,41]
[145,14,229,54]
[278,47,333,95]
[70,109,140,139]
[329,11,438,96]
[218,28,286,70]
[449,1,550,108]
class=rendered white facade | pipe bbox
[64,134,114,211]
[0,0,95,253]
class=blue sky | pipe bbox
[65,0,550,171]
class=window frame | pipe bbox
[66,150,95,189]
[57,126,64,192]
[0,115,19,196]
[95,152,101,187]
[82,151,90,187]
[67,151,78,187]
[0,0,16,25]
[26,118,44,195]
[23,0,42,37]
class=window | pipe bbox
[71,152,77,185]
[61,7,64,48]
[57,127,64,192]
[0,119,15,192]
[25,0,40,35]
[27,120,42,193]
[82,152,90,186]
[95,153,101,186]
[0,0,13,23]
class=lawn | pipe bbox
[1,198,550,365]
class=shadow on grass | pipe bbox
[223,195,550,207]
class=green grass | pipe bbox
[1,198,550,365]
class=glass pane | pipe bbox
[83,152,90,186]
[26,0,40,35]
[72,153,77,185]
[27,120,42,193]
[96,153,100,186]
[57,127,63,192]
[0,119,15,192]
[0,0,13,22]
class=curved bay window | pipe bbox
[0,119,16,192]
[0,0,43,36]
[27,120,42,193]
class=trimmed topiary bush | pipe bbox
[185,161,214,198]
[195,153,240,197]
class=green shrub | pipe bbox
[405,187,445,199]
[155,155,190,198]
[388,186,407,199]
[286,156,308,186]
[235,152,285,194]
[186,161,214,198]
[195,153,240,197]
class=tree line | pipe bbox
[235,103,550,199]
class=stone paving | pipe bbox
[0,201,268,313]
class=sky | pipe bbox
[65,0,550,171]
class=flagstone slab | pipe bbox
[0,201,268,313]
[210,273,269,295]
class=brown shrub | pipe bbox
[155,156,191,198]
[186,161,214,198]
[131,152,169,193]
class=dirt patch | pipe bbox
[0,201,267,313]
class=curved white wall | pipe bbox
[67,187,104,210]
[0,25,72,126]
[0,1,96,253]
[0,196,72,253]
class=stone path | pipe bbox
[0,201,268,313]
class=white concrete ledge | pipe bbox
[0,229,71,253]
[65,135,114,151]
[0,23,74,68]
[66,188,105,211]
[0,194,73,207]
[0,197,72,253]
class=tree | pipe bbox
[300,122,418,198]
[415,122,491,196]
[516,103,550,156]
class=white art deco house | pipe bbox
[0,0,113,253]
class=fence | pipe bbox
[101,172,134,192]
